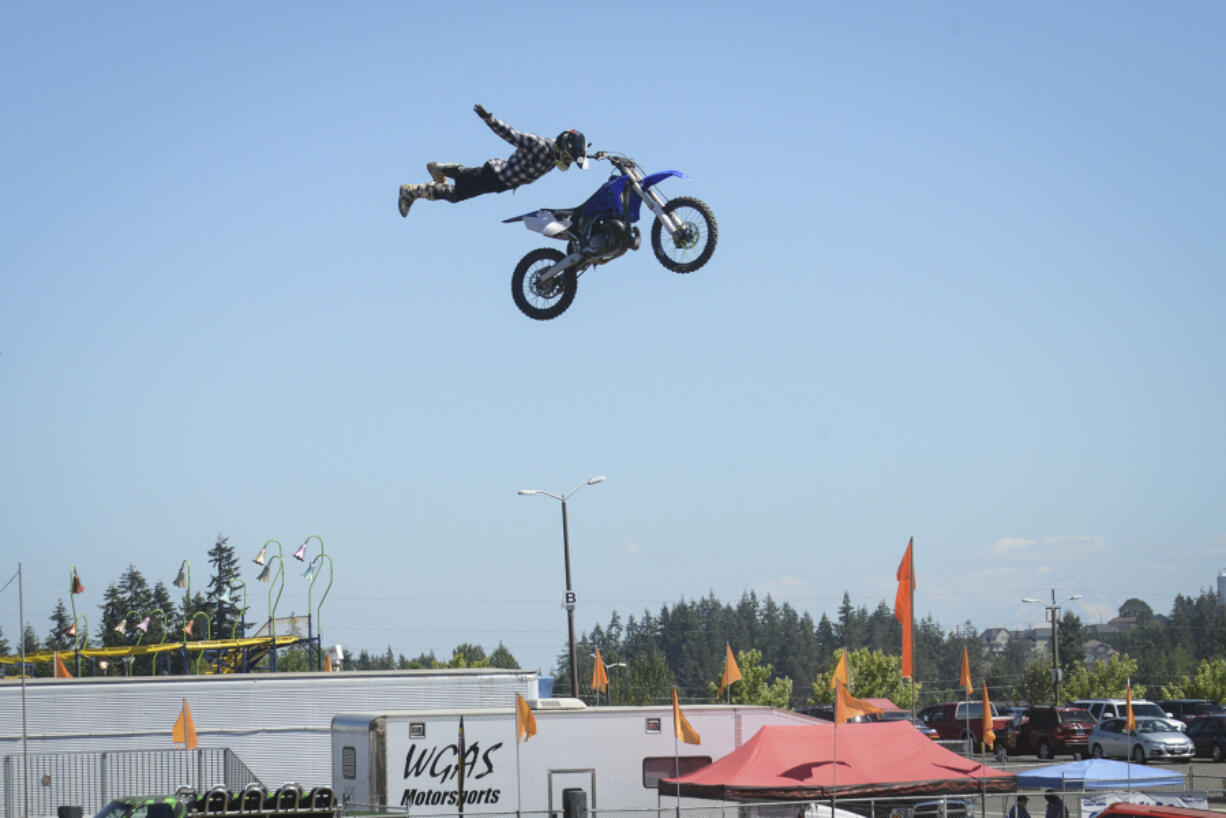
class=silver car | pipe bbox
[1088,717,1194,763]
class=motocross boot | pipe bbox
[398,182,449,217]
[427,162,462,183]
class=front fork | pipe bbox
[626,172,681,235]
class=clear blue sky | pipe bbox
[2,2,1224,676]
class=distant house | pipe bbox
[1107,616,1140,631]
[981,627,1011,654]
[1083,639,1118,669]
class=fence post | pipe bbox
[5,754,14,818]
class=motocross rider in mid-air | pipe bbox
[398,104,588,217]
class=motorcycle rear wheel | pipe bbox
[651,195,718,273]
[511,247,577,321]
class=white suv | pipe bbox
[1072,698,1171,723]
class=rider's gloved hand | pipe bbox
[474,104,490,120]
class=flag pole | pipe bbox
[1127,678,1132,792]
[514,701,522,818]
[673,726,681,818]
[457,716,465,818]
[832,718,839,817]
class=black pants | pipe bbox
[446,162,511,202]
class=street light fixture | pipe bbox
[253,540,286,672]
[518,475,606,698]
[298,535,335,671]
[606,661,627,705]
[1023,589,1082,706]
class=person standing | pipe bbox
[1045,791,1069,818]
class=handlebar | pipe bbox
[589,150,639,172]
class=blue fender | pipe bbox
[641,170,688,190]
[628,170,689,222]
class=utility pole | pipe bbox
[1023,589,1081,707]
[1050,589,1061,707]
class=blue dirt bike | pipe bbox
[503,151,718,320]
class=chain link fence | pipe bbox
[2,749,260,818]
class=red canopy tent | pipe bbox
[662,721,1015,801]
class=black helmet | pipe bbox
[553,130,588,171]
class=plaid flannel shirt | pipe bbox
[480,111,555,189]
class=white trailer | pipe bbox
[331,701,817,817]
[0,669,538,789]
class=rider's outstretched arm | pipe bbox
[474,104,536,149]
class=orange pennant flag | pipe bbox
[1125,680,1136,734]
[835,679,883,724]
[959,646,973,695]
[672,687,701,745]
[53,653,73,678]
[829,648,849,691]
[172,698,198,749]
[894,538,915,678]
[324,653,333,672]
[516,692,537,742]
[591,647,609,694]
[718,644,742,696]
[981,682,996,750]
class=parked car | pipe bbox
[889,799,975,818]
[1088,716,1194,763]
[1098,804,1222,818]
[918,701,1008,750]
[796,706,939,739]
[1158,699,1226,724]
[1073,698,1172,724]
[876,709,941,739]
[1008,706,1095,759]
[1185,713,1226,761]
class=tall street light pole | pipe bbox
[1023,589,1082,706]
[519,475,606,699]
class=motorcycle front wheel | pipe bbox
[651,195,718,273]
[511,247,577,321]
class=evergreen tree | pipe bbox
[0,625,8,655]
[814,613,837,667]
[489,642,519,669]
[758,595,783,662]
[836,592,866,648]
[733,592,760,653]
[23,625,44,676]
[617,648,674,705]
[1057,610,1086,674]
[865,601,900,654]
[205,534,244,640]
[46,599,75,651]
[104,565,155,674]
